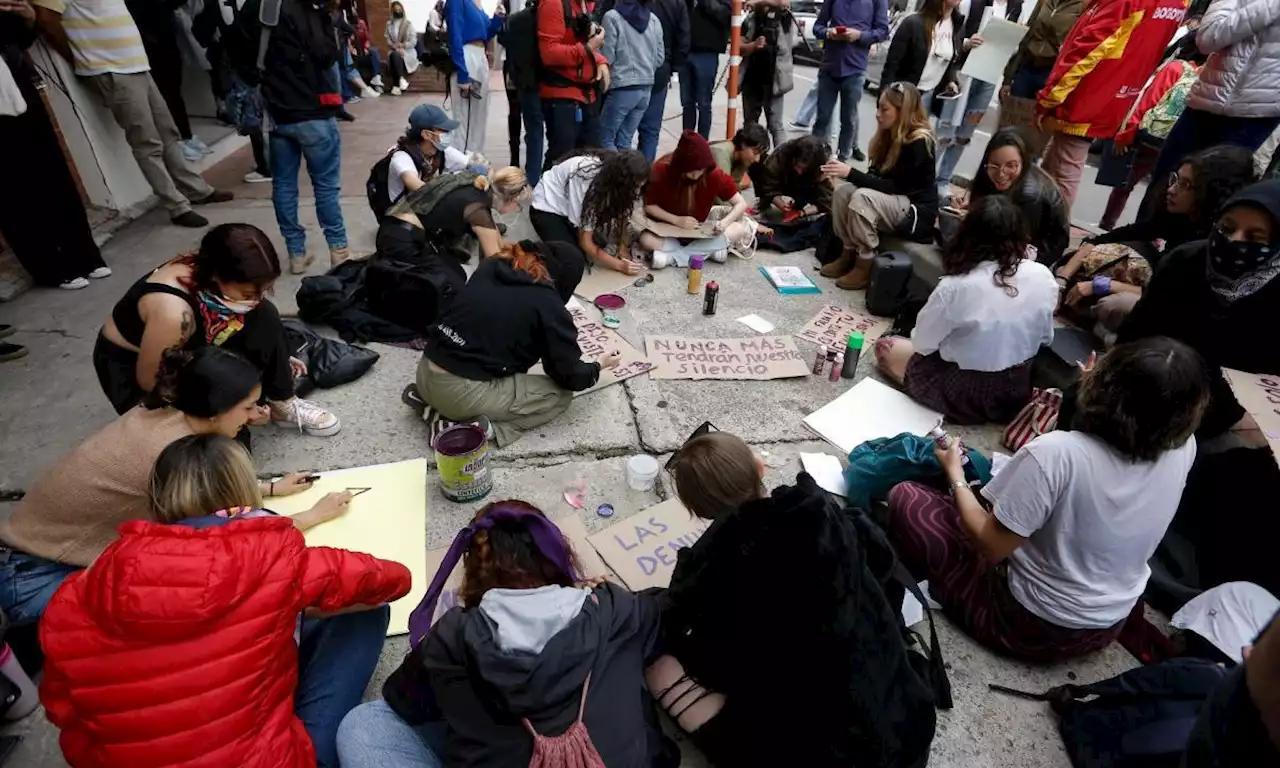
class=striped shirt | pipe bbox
[34,0,149,76]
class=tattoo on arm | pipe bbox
[179,309,194,342]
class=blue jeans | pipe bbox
[600,86,651,150]
[0,550,80,627]
[337,700,449,768]
[680,53,719,138]
[813,69,865,160]
[296,607,392,768]
[1009,63,1053,100]
[794,82,818,126]
[270,118,347,257]
[935,78,997,188]
[637,80,669,162]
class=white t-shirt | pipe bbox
[910,259,1059,372]
[918,17,955,92]
[531,156,602,228]
[982,431,1198,630]
[387,150,419,204]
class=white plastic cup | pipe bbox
[626,455,661,492]
[0,644,38,721]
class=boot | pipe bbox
[819,249,857,278]
[290,252,315,275]
[330,246,351,268]
[836,256,874,291]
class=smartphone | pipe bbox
[835,25,849,35]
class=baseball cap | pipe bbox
[408,103,460,134]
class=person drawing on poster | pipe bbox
[643,131,754,267]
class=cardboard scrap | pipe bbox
[587,499,709,591]
[1223,368,1280,469]
[645,335,810,380]
[575,266,640,302]
[530,302,653,396]
[644,218,717,239]
[795,304,891,349]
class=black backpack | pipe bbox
[366,143,433,219]
[501,0,595,95]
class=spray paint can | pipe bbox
[928,425,970,466]
[702,281,719,315]
[812,344,827,376]
[841,331,864,379]
[829,352,843,382]
[688,255,705,295]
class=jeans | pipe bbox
[1009,62,1053,100]
[600,86,651,150]
[680,52,720,138]
[518,88,546,186]
[813,69,865,160]
[637,79,670,162]
[794,82,818,125]
[935,78,997,188]
[333,60,352,101]
[0,550,81,627]
[543,98,601,170]
[270,118,347,257]
[296,606,392,768]
[744,91,785,152]
[337,700,449,767]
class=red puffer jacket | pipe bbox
[38,516,412,768]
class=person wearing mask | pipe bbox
[811,0,890,162]
[1035,0,1189,210]
[599,0,664,150]
[530,149,651,275]
[681,0,729,138]
[539,0,608,165]
[93,223,342,435]
[887,336,1207,662]
[963,128,1070,266]
[414,241,624,446]
[820,81,938,290]
[710,123,770,190]
[384,0,418,94]
[879,0,965,112]
[634,0,688,161]
[873,195,1059,424]
[0,348,328,627]
[999,0,1085,101]
[738,0,796,152]
[336,500,671,767]
[39,433,411,768]
[352,17,383,90]
[383,103,460,210]
[643,129,751,265]
[32,0,233,229]
[0,0,111,290]
[335,9,380,103]
[445,0,504,153]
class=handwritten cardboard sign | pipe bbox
[795,304,891,350]
[575,267,638,302]
[530,303,653,396]
[645,335,810,380]
[419,515,610,628]
[587,499,709,591]
[1224,368,1280,469]
[644,218,717,239]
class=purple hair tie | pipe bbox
[407,504,580,647]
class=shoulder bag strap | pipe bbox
[894,561,954,709]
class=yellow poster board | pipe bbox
[266,459,428,637]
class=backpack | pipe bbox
[523,675,607,768]
[366,143,433,219]
[842,432,993,513]
[224,0,279,136]
[501,0,596,96]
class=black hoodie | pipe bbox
[425,242,602,391]
[236,0,341,125]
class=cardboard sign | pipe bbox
[575,266,640,302]
[1223,368,1280,469]
[530,303,653,396]
[645,335,810,380]
[419,515,610,628]
[795,304,891,349]
[587,499,710,591]
[644,218,717,239]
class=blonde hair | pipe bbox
[870,82,935,173]
[671,432,765,521]
[149,435,264,523]
[490,166,530,205]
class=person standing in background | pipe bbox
[384,0,417,94]
[682,0,728,139]
[739,0,795,151]
[600,0,664,150]
[444,0,503,153]
[1036,0,1189,211]
[879,0,966,112]
[1000,0,1084,101]
[811,0,890,163]
[538,0,607,166]
[498,0,546,183]
[125,0,208,162]
[633,0,687,161]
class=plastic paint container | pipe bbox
[595,293,626,326]
[433,424,493,502]
[626,455,660,491]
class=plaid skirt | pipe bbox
[903,352,1033,425]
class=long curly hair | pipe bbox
[459,500,581,608]
[1164,144,1258,227]
[870,82,935,173]
[569,149,650,235]
[943,194,1028,296]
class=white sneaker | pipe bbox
[269,397,342,437]
[347,95,362,105]
[398,77,409,91]
[181,143,203,163]
[788,120,811,132]
[87,266,113,279]
[59,277,90,290]
[244,171,272,183]
[360,85,379,99]
[390,86,402,96]
[651,251,674,269]
[708,249,728,263]
[371,75,384,88]
[187,136,213,155]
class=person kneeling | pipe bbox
[39,434,411,768]
[885,337,1207,663]
[411,241,621,446]
[644,130,753,267]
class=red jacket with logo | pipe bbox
[1036,0,1190,139]
[538,0,606,102]
[39,517,412,768]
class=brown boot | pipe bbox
[819,249,857,278]
[836,256,874,290]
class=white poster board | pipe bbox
[803,378,943,454]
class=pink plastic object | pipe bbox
[562,478,587,509]
[593,294,626,311]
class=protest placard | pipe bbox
[587,499,709,591]
[1223,368,1280,469]
[644,218,717,239]
[795,304,891,349]
[530,303,652,396]
[645,335,810,380]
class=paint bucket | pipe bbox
[626,455,660,491]
[434,424,493,503]
[0,644,38,721]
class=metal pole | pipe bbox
[726,0,743,138]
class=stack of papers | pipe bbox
[759,266,821,295]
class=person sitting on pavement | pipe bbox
[963,127,1069,267]
[750,134,834,220]
[820,81,939,290]
[529,149,652,276]
[643,130,752,268]
[39,433,411,768]
[337,499,671,768]
[886,336,1208,663]
[874,195,1059,424]
[406,240,622,447]
[710,123,770,192]
[92,223,342,436]
[0,348,325,628]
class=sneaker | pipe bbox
[346,95,362,105]
[390,86,402,96]
[0,324,13,340]
[244,171,272,183]
[849,146,866,162]
[708,249,728,264]
[171,211,209,228]
[329,246,351,268]
[193,189,234,205]
[650,250,674,269]
[398,77,409,91]
[0,342,27,362]
[371,75,384,88]
[59,277,90,290]
[290,252,315,275]
[270,397,342,437]
[788,120,811,131]
[401,383,427,417]
[187,136,213,155]
[181,143,203,163]
[87,266,113,279]
[337,110,356,122]
[360,85,380,99]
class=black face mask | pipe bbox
[393,10,404,17]
[1208,228,1275,280]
